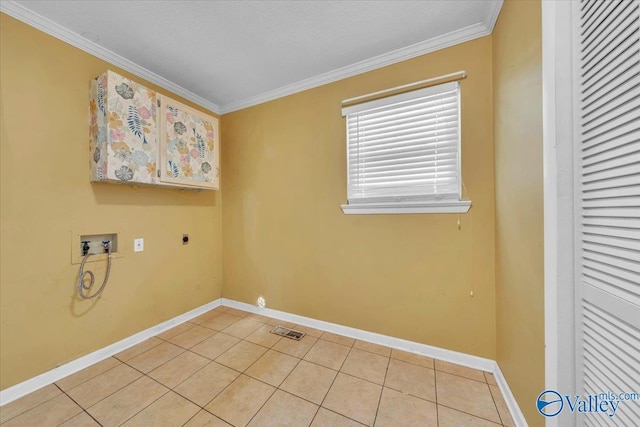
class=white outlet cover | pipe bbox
[134,238,144,252]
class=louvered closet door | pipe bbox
[576,0,640,425]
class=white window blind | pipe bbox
[342,82,461,205]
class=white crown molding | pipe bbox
[220,21,493,113]
[2,0,503,116]
[485,0,504,33]
[0,0,221,115]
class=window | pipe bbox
[341,81,470,214]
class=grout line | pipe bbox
[308,405,322,427]
[53,358,122,396]
[435,366,439,427]
[0,386,63,424]
[168,360,238,411]
[61,366,147,415]
[55,384,102,427]
[487,383,506,426]
[113,380,171,426]
[113,337,164,363]
[371,350,391,426]
[317,406,369,426]
[15,306,501,427]
[437,402,506,425]
[180,410,200,427]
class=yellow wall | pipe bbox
[222,37,496,358]
[493,1,544,425]
[0,14,222,389]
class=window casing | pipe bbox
[341,81,470,214]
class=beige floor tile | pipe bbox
[435,371,501,424]
[221,307,250,317]
[311,408,365,426]
[189,310,221,325]
[375,387,437,427]
[304,339,351,370]
[215,341,267,372]
[184,410,232,426]
[485,372,497,385]
[341,349,389,385]
[156,322,195,340]
[221,318,264,339]
[0,384,61,424]
[489,384,515,426]
[169,325,217,349]
[205,375,275,427]
[245,350,300,387]
[67,363,142,408]
[435,360,487,382]
[389,349,434,369]
[191,332,241,360]
[87,376,168,427]
[114,337,163,362]
[272,335,317,358]
[126,341,184,373]
[201,313,244,331]
[268,318,297,328]
[56,357,121,391]
[437,405,501,427]
[122,391,199,426]
[245,313,272,323]
[280,360,337,405]
[384,359,435,402]
[293,324,324,338]
[58,411,101,426]
[323,373,382,426]
[174,361,239,407]
[320,332,356,347]
[353,341,391,357]
[248,390,318,427]
[245,325,283,348]
[148,351,209,388]
[1,394,81,427]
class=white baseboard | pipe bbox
[222,298,527,427]
[0,299,222,406]
[222,298,496,372]
[1,297,527,427]
[493,364,529,427]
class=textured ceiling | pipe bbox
[10,1,501,112]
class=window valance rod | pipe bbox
[341,70,467,108]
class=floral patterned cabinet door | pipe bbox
[158,95,219,190]
[89,71,158,185]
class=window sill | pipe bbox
[340,200,471,215]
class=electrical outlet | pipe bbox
[134,238,144,252]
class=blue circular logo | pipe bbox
[537,390,564,417]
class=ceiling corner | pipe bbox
[485,0,504,33]
[221,21,492,114]
[0,0,221,115]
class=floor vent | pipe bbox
[270,326,305,341]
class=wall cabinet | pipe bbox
[89,70,219,190]
[159,95,219,189]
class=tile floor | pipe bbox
[0,306,515,426]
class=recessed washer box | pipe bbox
[71,230,122,264]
